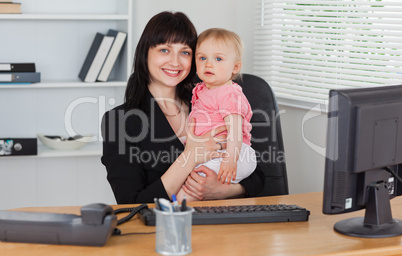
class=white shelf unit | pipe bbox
[0,81,127,89]
[0,0,132,151]
[37,142,102,158]
[0,14,130,20]
[0,0,132,84]
[0,143,102,158]
[0,0,131,209]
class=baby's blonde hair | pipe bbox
[197,28,243,80]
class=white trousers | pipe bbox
[197,143,257,183]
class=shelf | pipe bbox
[0,143,102,159]
[0,14,129,20]
[0,80,127,89]
[37,142,102,158]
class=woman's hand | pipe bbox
[184,118,227,165]
[181,165,245,200]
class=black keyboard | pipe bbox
[139,204,310,226]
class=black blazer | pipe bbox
[101,88,264,204]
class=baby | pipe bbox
[177,28,256,201]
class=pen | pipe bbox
[158,197,179,252]
[181,195,187,212]
[154,198,160,210]
[172,194,179,212]
[158,198,173,212]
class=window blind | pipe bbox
[254,0,402,104]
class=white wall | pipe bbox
[279,106,327,194]
[131,0,255,73]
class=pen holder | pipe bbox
[154,207,194,255]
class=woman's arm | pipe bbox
[182,166,244,200]
[101,107,171,204]
[102,146,169,204]
[101,108,227,203]
[182,164,265,200]
[162,118,227,197]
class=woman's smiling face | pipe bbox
[147,43,193,89]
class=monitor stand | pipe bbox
[334,182,402,238]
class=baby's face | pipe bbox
[195,38,241,88]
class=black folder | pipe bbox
[0,63,36,72]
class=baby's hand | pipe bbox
[217,161,237,185]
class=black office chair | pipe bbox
[233,74,289,196]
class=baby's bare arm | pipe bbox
[217,114,243,184]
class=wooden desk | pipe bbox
[1,192,402,256]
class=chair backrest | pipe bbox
[233,74,289,196]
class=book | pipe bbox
[78,33,114,82]
[0,72,40,83]
[0,63,36,72]
[0,3,21,14]
[97,29,127,82]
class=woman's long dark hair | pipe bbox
[124,11,197,111]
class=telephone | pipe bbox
[0,203,116,246]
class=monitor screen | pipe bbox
[322,84,402,238]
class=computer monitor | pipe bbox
[322,84,402,238]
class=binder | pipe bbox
[78,33,114,83]
[0,72,41,83]
[97,29,127,82]
[0,63,36,72]
[0,138,37,156]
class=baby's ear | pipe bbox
[232,61,242,74]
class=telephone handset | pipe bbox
[0,203,117,246]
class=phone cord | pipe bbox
[112,203,148,235]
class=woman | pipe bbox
[101,11,264,204]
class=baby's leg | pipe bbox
[233,144,257,183]
[177,187,199,202]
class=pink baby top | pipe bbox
[189,81,253,146]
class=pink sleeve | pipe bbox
[190,82,203,105]
[218,91,251,120]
